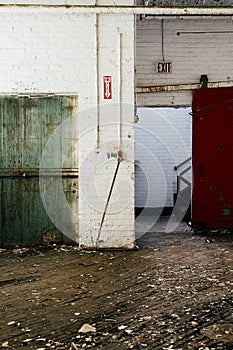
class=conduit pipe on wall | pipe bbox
[96,13,100,150]
[177,31,233,35]
[136,80,233,93]
[118,30,123,154]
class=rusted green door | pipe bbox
[0,96,78,247]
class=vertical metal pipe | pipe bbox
[134,12,137,112]
[96,13,100,149]
[118,31,123,152]
[161,18,165,61]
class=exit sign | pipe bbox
[156,61,172,74]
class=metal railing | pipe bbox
[174,157,192,222]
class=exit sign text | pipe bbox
[156,61,172,74]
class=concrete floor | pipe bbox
[135,215,191,240]
[0,222,233,349]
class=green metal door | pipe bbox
[0,96,78,247]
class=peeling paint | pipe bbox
[0,96,78,247]
[222,208,231,216]
[107,152,118,159]
[136,81,233,94]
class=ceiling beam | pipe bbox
[0,4,232,16]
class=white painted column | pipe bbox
[79,1,135,249]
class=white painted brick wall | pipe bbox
[79,11,135,249]
[136,17,233,106]
[0,8,97,110]
[135,108,192,208]
[97,0,134,4]
[0,3,135,248]
[0,1,95,3]
[0,0,135,5]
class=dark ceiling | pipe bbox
[136,0,233,6]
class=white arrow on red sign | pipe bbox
[103,76,112,100]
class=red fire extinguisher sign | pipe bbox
[103,76,112,100]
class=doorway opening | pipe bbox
[135,107,192,236]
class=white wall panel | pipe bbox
[135,107,192,208]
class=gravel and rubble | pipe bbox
[0,229,232,349]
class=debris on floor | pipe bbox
[0,230,232,349]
